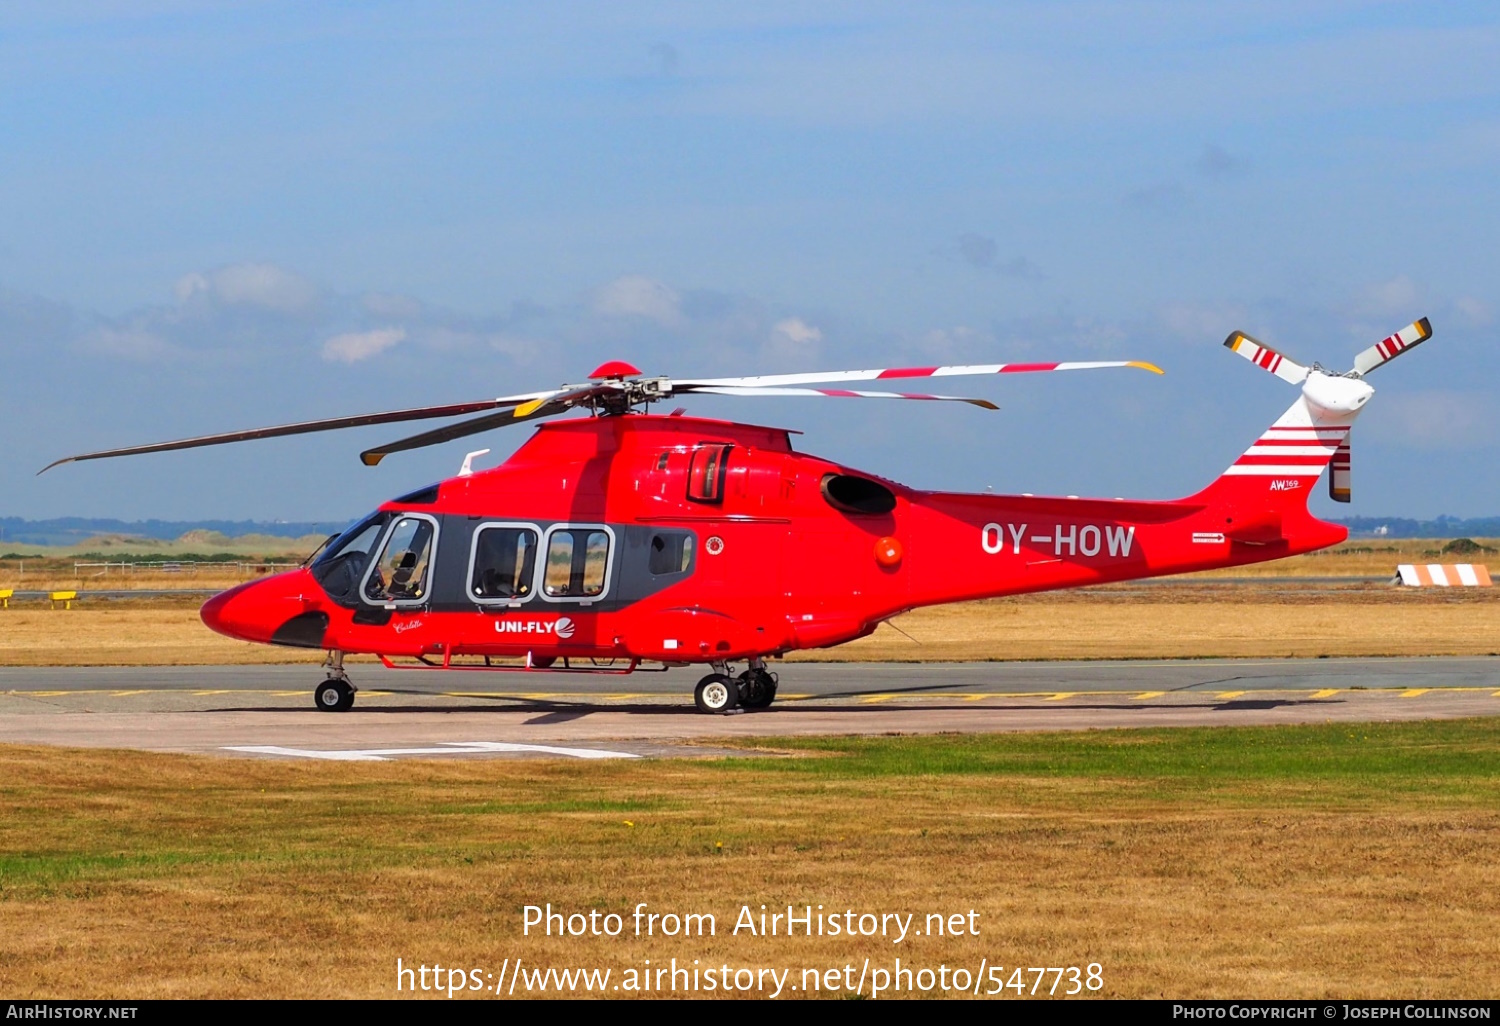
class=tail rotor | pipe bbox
[1220,316,1434,503]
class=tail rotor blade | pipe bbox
[1223,331,1310,384]
[1352,318,1432,376]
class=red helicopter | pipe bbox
[43,318,1432,714]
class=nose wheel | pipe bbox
[315,650,356,711]
[315,678,355,712]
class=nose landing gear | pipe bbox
[315,649,357,712]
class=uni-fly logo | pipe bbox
[494,616,575,639]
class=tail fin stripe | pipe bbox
[1236,455,1333,465]
[1222,465,1325,476]
[1250,439,1340,447]
[1244,446,1339,457]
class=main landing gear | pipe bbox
[694,658,778,715]
[315,650,357,712]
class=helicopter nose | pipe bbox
[201,570,321,644]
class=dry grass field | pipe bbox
[1,583,1497,666]
[2,723,1499,999]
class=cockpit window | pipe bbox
[363,514,438,605]
[469,525,539,602]
[310,512,390,604]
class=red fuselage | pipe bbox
[201,412,1345,665]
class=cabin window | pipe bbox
[649,532,695,575]
[541,526,613,600]
[468,524,539,602]
[687,444,732,504]
[362,514,439,605]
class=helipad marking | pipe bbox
[1311,689,1339,699]
[1400,689,1430,699]
[223,741,641,762]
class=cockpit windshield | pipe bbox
[310,511,391,603]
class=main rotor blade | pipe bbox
[671,360,1162,390]
[358,386,607,466]
[1351,317,1432,376]
[37,392,558,474]
[676,385,999,409]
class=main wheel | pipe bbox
[738,669,778,710]
[314,678,355,712]
[694,673,739,715]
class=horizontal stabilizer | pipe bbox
[1223,331,1310,384]
[1352,318,1431,376]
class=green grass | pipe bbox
[726,721,1500,783]
[4,722,1500,997]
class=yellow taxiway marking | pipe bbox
[1045,693,1074,701]
[110,690,150,697]
[860,695,896,704]
[1216,691,1246,699]
[191,690,233,696]
[1400,689,1430,699]
[1311,689,1340,699]
[1133,691,1166,700]
[964,692,995,701]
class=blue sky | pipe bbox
[2,2,1496,523]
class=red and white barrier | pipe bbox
[1395,564,1492,587]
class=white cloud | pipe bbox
[1454,295,1493,327]
[361,292,424,319]
[770,317,821,346]
[321,327,406,363]
[84,325,172,360]
[764,316,824,365]
[593,275,682,326]
[1161,302,1248,343]
[174,263,320,315]
[1365,391,1499,451]
[1357,275,1422,318]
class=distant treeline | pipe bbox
[0,516,348,547]
[1331,516,1500,539]
[1,514,1495,547]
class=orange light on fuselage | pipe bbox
[874,536,903,568]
